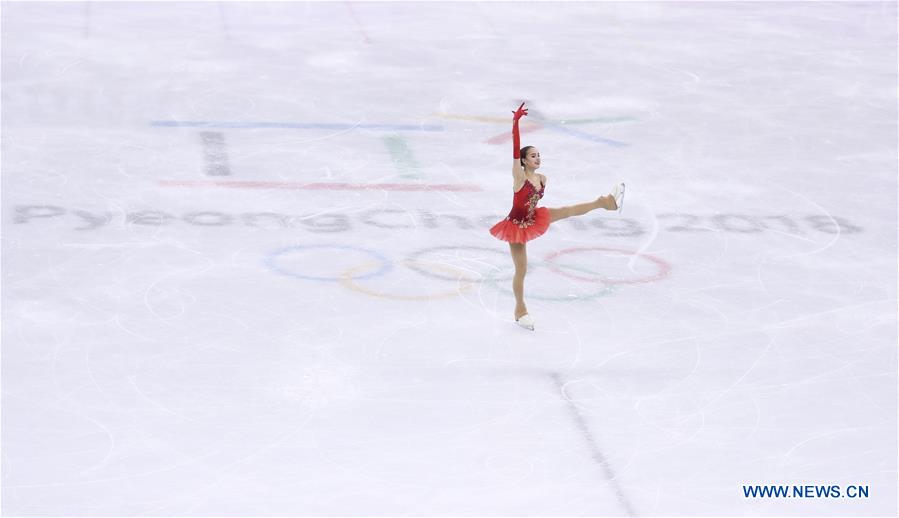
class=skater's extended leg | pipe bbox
[548,195,616,223]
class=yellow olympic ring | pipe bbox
[339,260,476,301]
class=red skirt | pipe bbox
[489,207,551,243]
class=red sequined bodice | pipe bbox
[506,180,545,227]
[489,178,550,243]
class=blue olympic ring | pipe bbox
[264,244,393,282]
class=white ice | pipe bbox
[1,1,896,516]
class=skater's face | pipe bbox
[523,148,541,170]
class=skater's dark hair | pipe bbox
[519,146,535,168]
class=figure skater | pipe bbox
[489,102,625,330]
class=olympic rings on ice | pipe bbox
[339,260,477,301]
[545,246,671,285]
[265,244,392,281]
[264,243,671,301]
[405,246,511,283]
[480,264,616,301]
[406,245,618,301]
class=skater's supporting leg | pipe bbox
[509,242,528,319]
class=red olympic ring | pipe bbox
[544,247,671,285]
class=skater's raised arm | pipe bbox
[511,102,528,183]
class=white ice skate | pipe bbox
[516,313,535,331]
[611,182,625,213]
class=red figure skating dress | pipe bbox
[490,180,551,243]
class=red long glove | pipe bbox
[512,102,528,159]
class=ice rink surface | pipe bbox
[2,1,897,516]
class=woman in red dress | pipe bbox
[490,102,625,330]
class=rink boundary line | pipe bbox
[435,113,639,124]
[150,120,444,132]
[157,180,482,192]
[550,372,637,516]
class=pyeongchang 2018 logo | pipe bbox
[10,205,863,237]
